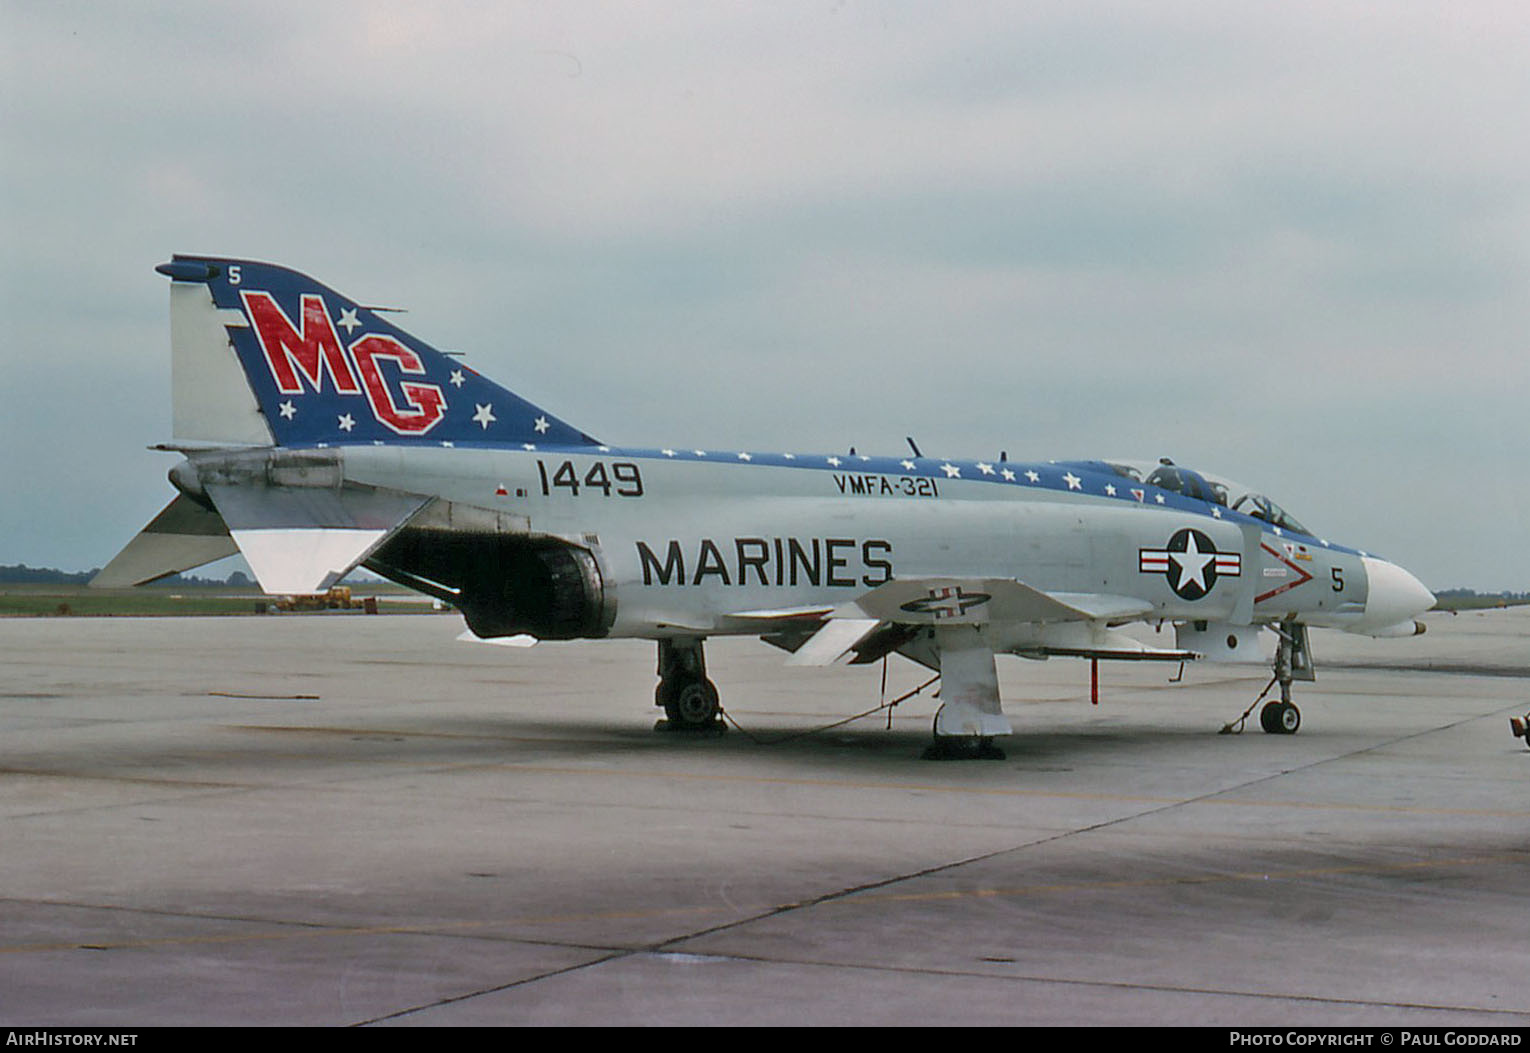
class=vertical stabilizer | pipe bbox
[170,280,273,446]
[156,256,597,448]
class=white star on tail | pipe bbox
[473,404,496,429]
[337,413,355,432]
[533,416,550,434]
[337,308,361,334]
[279,401,296,420]
[1063,472,1082,490]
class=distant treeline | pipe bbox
[0,564,252,588]
[1435,588,1530,602]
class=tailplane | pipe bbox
[158,255,596,448]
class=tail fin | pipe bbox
[158,255,597,448]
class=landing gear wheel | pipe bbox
[660,677,721,730]
[922,708,1006,760]
[654,638,722,733]
[1260,700,1301,735]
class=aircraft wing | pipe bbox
[843,578,1150,625]
[782,577,1187,667]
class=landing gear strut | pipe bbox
[921,626,1010,760]
[1260,621,1313,735]
[655,637,723,732]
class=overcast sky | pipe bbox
[3,1,1527,591]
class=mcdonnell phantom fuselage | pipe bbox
[95,257,1436,757]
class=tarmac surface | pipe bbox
[2,606,1527,1026]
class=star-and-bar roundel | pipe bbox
[898,585,992,620]
[1139,528,1241,601]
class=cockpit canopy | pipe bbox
[1102,459,1311,535]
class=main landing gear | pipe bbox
[655,637,723,732]
[921,626,1011,760]
[1259,621,1313,736]
[923,712,1006,760]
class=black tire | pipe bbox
[663,678,720,729]
[1260,702,1282,734]
[1260,701,1300,735]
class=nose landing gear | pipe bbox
[1222,619,1315,736]
[1258,620,1313,735]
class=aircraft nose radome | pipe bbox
[1360,557,1435,632]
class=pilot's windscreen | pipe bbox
[1232,493,1310,535]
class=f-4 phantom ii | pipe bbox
[95,256,1436,758]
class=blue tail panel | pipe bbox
[159,255,597,448]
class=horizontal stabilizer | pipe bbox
[90,495,240,588]
[231,528,388,595]
[205,482,427,594]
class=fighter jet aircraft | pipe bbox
[95,256,1436,757]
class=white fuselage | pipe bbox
[337,444,1385,641]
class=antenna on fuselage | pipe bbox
[906,436,923,458]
